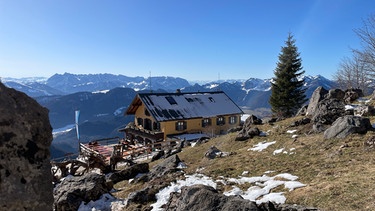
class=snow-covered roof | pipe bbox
[126,91,243,122]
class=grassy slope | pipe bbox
[115,116,375,211]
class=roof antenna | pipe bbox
[217,72,221,91]
[149,70,152,93]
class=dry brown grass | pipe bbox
[115,113,375,211]
[175,116,375,211]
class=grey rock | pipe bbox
[0,82,54,210]
[312,98,346,126]
[324,115,373,139]
[291,118,311,127]
[326,89,345,100]
[54,172,112,211]
[354,105,375,116]
[205,146,222,159]
[344,88,363,103]
[164,184,261,211]
[236,127,260,141]
[148,154,181,179]
[106,163,149,184]
[151,150,165,161]
[306,86,328,116]
[246,114,263,125]
[164,184,321,211]
[296,105,308,116]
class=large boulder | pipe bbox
[354,105,375,117]
[148,154,181,180]
[54,172,112,211]
[164,184,321,211]
[312,98,346,132]
[326,89,345,100]
[127,155,184,206]
[236,123,261,141]
[0,83,54,210]
[106,163,149,184]
[245,114,263,125]
[324,115,373,139]
[306,86,328,116]
[164,184,261,211]
[344,88,363,103]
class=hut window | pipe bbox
[216,116,225,125]
[176,121,187,131]
[229,116,237,125]
[202,118,211,127]
[137,118,143,126]
[144,118,152,130]
[153,122,160,131]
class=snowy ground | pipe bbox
[78,131,306,211]
[149,171,305,211]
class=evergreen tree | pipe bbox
[269,33,307,118]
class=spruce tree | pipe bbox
[269,33,307,118]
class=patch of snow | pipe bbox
[114,106,127,116]
[149,171,306,210]
[248,141,276,152]
[357,97,371,104]
[275,173,298,181]
[286,130,297,134]
[95,113,109,117]
[151,174,217,211]
[284,181,306,191]
[273,148,284,155]
[92,90,110,94]
[78,193,126,211]
[345,105,356,110]
[242,171,249,175]
[196,167,205,172]
[292,134,298,138]
[52,124,75,137]
[177,162,187,169]
[256,192,286,204]
[224,172,305,205]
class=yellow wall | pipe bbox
[134,104,156,128]
[159,115,241,139]
[133,103,241,140]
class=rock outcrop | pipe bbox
[312,98,346,126]
[344,88,363,103]
[324,115,373,139]
[165,184,260,211]
[306,86,328,116]
[0,82,54,210]
[126,155,184,206]
[236,115,262,141]
[106,163,149,184]
[54,172,112,211]
[164,184,320,211]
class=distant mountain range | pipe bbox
[3,73,191,97]
[2,73,337,159]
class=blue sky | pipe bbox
[0,0,374,81]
